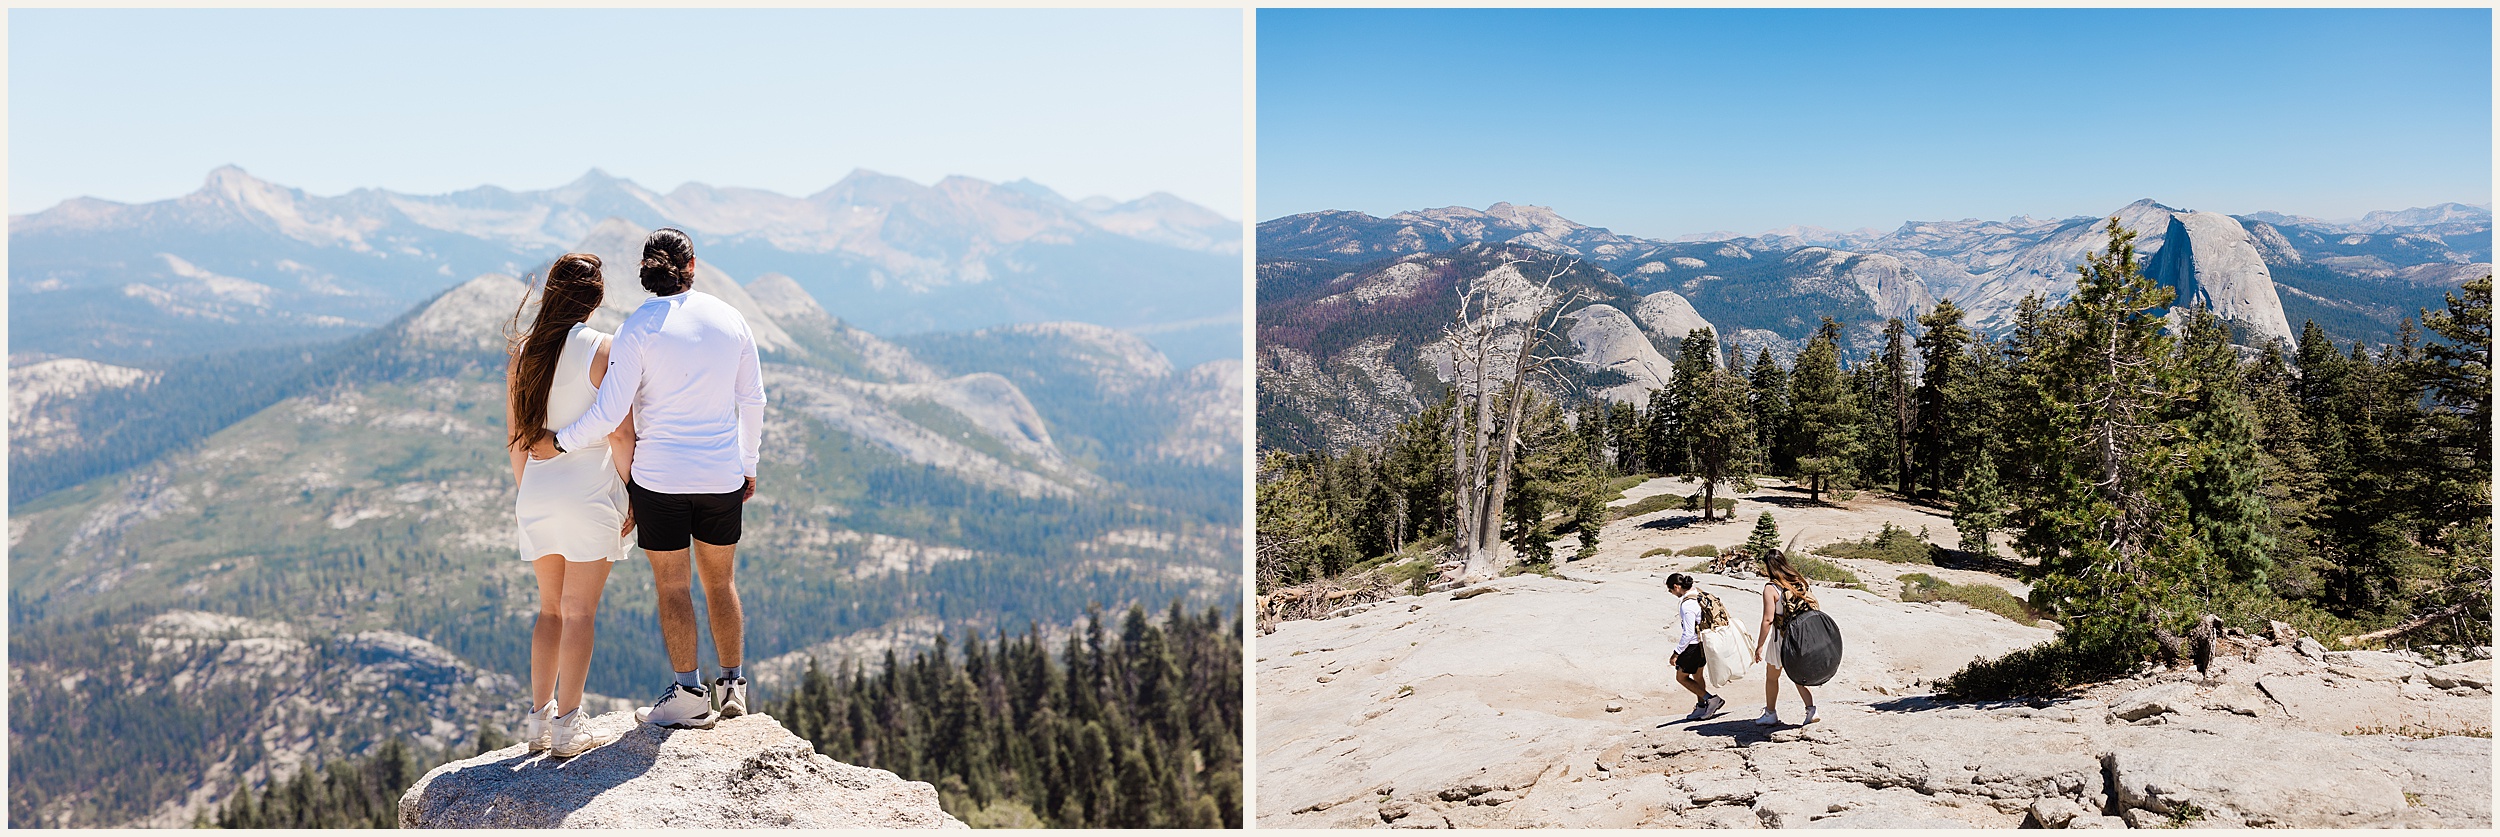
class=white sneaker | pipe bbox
[713,677,749,719]
[1685,700,1709,721]
[1754,709,1781,726]
[548,707,617,758]
[635,682,718,729]
[1702,695,1726,718]
[1802,705,1819,725]
[525,699,556,751]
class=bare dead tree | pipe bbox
[1442,252,1585,582]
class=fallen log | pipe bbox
[2339,602,2472,647]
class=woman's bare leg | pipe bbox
[1677,669,1708,701]
[530,557,566,709]
[1763,665,1782,713]
[555,560,615,716]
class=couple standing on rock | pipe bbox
[1667,550,1820,727]
[504,228,767,758]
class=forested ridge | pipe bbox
[1260,222,2492,694]
[187,601,1241,829]
[774,602,1243,828]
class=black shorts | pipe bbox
[1674,643,1706,674]
[627,480,745,551]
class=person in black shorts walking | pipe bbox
[545,228,766,730]
[1667,573,1725,721]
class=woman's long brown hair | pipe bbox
[506,253,605,451]
[1761,549,1818,611]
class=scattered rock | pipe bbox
[1804,809,1971,829]
[2201,682,2273,717]
[1605,701,1624,713]
[2121,807,2171,829]
[2295,636,2327,660]
[398,712,964,828]
[2026,796,2086,828]
[2110,682,2195,722]
[2104,729,2410,828]
[2423,659,2491,691]
[2324,650,2422,682]
[2066,814,2129,829]
[1452,586,1499,601]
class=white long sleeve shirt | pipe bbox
[555,290,765,494]
[1676,595,1704,652]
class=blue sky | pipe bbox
[1258,8,2492,238]
[10,8,1242,216]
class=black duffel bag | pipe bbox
[1778,600,1844,687]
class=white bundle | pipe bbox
[1700,622,1756,690]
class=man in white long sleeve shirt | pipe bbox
[1666,573,1725,722]
[542,228,764,730]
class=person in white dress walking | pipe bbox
[506,253,638,758]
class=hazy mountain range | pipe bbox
[1257,199,2491,452]
[8,205,1241,825]
[9,166,1242,367]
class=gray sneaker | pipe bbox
[635,683,718,729]
[713,677,749,719]
[1702,694,1726,718]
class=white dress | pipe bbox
[515,323,633,563]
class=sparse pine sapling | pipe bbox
[1746,511,1780,557]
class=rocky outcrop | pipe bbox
[2245,221,2303,264]
[404,274,530,353]
[399,712,965,829]
[1160,359,1244,467]
[1255,478,2492,829]
[1777,249,1938,321]
[1564,304,1677,403]
[2144,212,2297,348]
[766,364,1092,499]
[8,357,158,455]
[1632,291,1718,364]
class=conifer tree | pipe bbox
[1953,449,2006,557]
[1747,347,1792,475]
[2020,219,2200,658]
[1745,511,1780,556]
[1880,317,1915,494]
[1911,300,1974,499]
[2416,271,2493,526]
[1686,363,1759,520]
[2172,306,2275,584]
[1788,322,1860,502]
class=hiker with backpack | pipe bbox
[1666,573,1728,720]
[1752,549,1826,725]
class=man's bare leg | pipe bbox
[648,547,700,673]
[693,539,743,669]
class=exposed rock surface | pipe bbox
[2144,211,2297,348]
[8,356,159,455]
[404,274,530,353]
[1564,304,1677,403]
[400,712,965,829]
[1632,291,1718,362]
[1255,477,2492,829]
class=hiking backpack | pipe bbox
[1775,585,1843,687]
[1694,590,1732,632]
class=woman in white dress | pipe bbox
[506,253,637,758]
